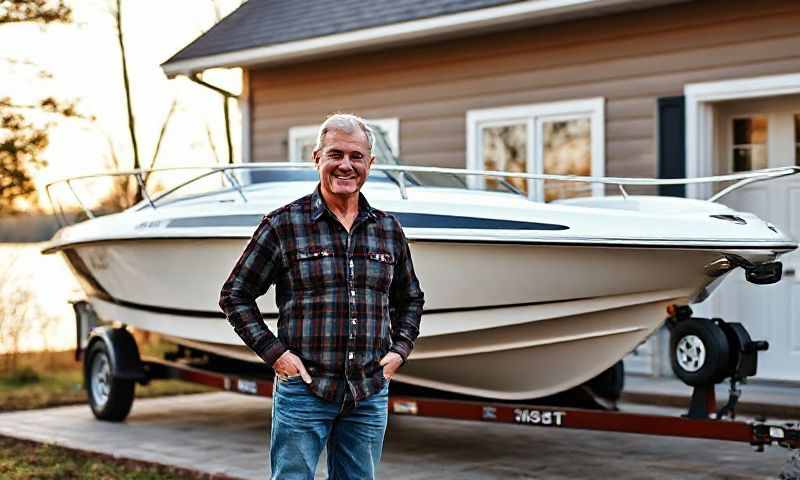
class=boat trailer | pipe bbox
[136,355,799,450]
[134,354,798,450]
[72,300,800,476]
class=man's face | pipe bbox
[313,128,374,199]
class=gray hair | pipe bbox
[314,113,374,153]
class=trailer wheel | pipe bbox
[670,318,730,386]
[86,340,135,422]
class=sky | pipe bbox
[1,0,245,212]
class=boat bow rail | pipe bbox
[44,163,800,228]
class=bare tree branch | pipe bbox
[111,0,141,203]
[206,121,220,164]
[143,99,177,184]
[99,133,132,211]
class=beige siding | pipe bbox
[248,0,800,177]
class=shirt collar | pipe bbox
[311,184,376,223]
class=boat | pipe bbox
[42,157,798,401]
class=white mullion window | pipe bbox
[467,98,605,202]
[730,115,768,172]
[288,118,399,162]
[470,118,533,195]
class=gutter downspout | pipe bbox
[188,73,238,165]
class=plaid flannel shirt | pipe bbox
[219,186,425,404]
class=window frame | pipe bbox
[466,98,605,202]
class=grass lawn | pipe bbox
[0,435,227,479]
[0,344,226,478]
[0,347,214,412]
[0,368,214,412]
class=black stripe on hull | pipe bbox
[92,295,592,319]
[166,213,569,231]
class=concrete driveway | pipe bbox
[0,392,792,479]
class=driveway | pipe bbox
[0,392,792,479]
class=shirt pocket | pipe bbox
[289,246,340,291]
[355,250,395,294]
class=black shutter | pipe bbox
[657,96,686,197]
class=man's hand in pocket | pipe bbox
[272,351,312,383]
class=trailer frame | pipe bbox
[140,355,799,451]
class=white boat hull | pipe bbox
[69,238,729,316]
[64,237,741,399]
[95,293,681,399]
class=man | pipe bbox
[219,113,425,479]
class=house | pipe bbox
[161,0,800,381]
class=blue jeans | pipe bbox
[269,376,389,479]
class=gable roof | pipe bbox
[162,0,686,77]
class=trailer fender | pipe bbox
[84,327,147,382]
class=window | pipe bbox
[288,118,400,162]
[731,116,768,172]
[467,98,604,202]
[481,123,529,194]
[795,114,800,166]
[541,117,593,202]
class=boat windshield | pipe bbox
[248,169,400,185]
[245,124,521,194]
[246,164,520,194]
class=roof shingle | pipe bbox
[164,0,525,65]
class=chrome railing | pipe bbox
[45,163,799,228]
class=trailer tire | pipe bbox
[85,340,135,422]
[670,318,730,387]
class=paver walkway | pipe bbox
[0,392,793,479]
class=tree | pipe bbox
[0,254,55,371]
[102,0,242,208]
[0,97,83,214]
[105,0,178,206]
[0,0,71,24]
[0,0,72,214]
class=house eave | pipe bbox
[161,0,687,77]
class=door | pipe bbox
[693,95,800,381]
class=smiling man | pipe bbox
[219,114,425,479]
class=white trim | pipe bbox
[288,118,400,162]
[685,73,800,199]
[369,118,400,157]
[288,125,320,163]
[466,98,605,201]
[162,0,664,77]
